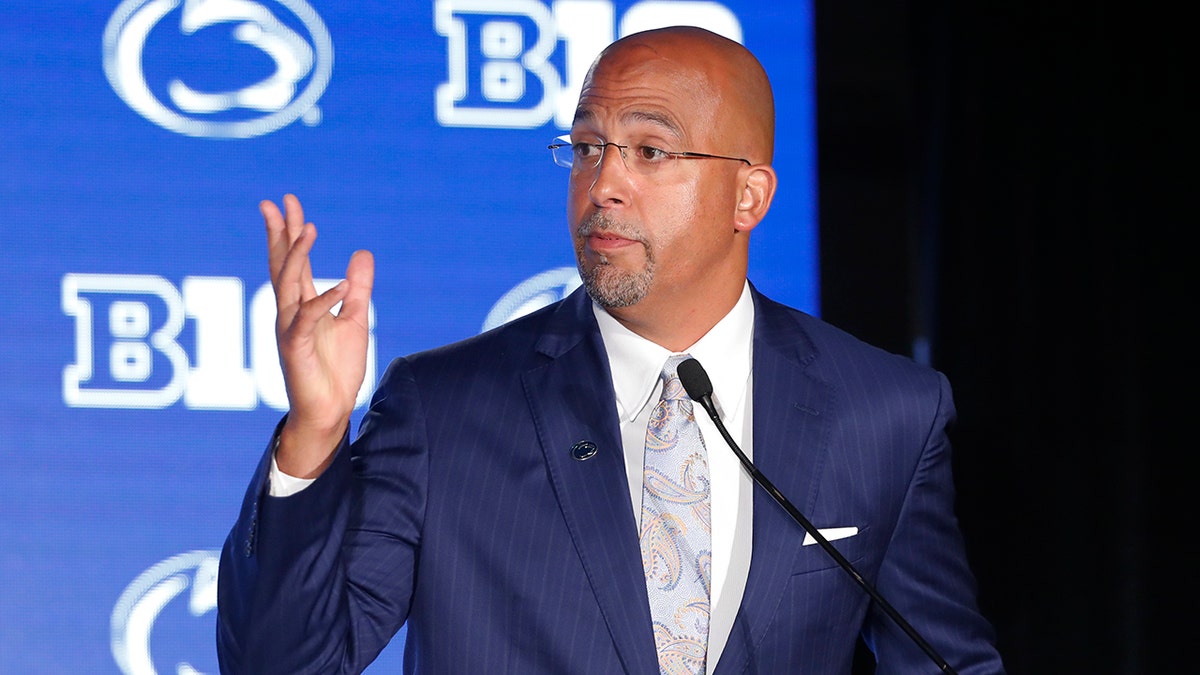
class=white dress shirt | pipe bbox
[593,281,755,674]
[270,282,757,672]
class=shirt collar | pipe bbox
[594,281,755,423]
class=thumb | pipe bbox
[339,249,375,324]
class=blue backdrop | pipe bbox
[0,1,815,671]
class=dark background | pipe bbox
[815,2,1186,673]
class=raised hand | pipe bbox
[264,194,375,478]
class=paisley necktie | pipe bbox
[639,354,712,675]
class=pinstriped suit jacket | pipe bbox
[216,285,1004,674]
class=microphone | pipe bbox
[676,357,958,675]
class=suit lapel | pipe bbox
[521,290,658,675]
[716,290,834,674]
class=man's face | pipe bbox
[567,43,746,310]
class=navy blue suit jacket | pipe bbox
[217,286,1004,673]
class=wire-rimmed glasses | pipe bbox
[548,135,751,175]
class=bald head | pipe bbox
[582,26,776,163]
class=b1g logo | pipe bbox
[103,0,333,138]
[111,550,220,675]
[62,273,376,410]
[436,0,742,129]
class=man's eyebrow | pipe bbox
[569,107,683,138]
[571,107,596,127]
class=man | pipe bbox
[217,26,1004,674]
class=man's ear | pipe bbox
[733,164,778,233]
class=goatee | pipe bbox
[574,212,655,308]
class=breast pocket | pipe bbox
[790,526,873,575]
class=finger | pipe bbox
[282,193,306,246]
[281,195,317,294]
[338,250,375,331]
[288,279,349,337]
[262,199,287,285]
[276,222,318,312]
[299,224,316,298]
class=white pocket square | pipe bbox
[802,526,859,546]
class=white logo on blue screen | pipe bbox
[111,550,220,675]
[103,0,333,138]
[482,266,581,331]
[436,0,742,129]
[61,274,375,410]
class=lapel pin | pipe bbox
[570,440,598,461]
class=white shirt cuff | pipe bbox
[268,451,316,497]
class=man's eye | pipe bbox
[573,143,601,158]
[636,145,671,162]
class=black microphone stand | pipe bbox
[677,358,958,675]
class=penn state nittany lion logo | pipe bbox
[111,550,221,675]
[482,266,582,331]
[103,0,333,138]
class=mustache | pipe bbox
[576,212,648,245]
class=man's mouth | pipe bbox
[586,231,638,253]
[577,211,647,259]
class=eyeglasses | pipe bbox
[548,135,751,176]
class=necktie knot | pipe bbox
[659,354,692,402]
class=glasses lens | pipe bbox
[547,139,684,175]
[625,145,670,175]
[550,136,573,168]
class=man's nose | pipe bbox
[586,144,629,207]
